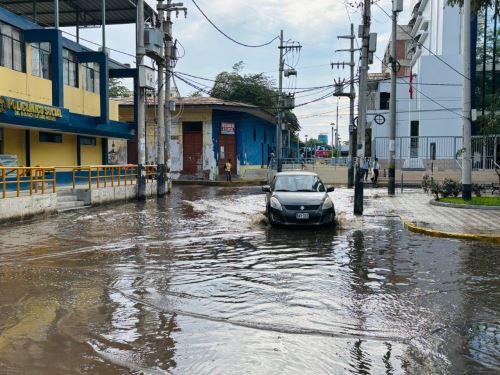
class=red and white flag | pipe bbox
[409,67,414,100]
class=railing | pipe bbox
[72,165,140,189]
[1,166,56,199]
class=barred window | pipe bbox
[83,62,99,93]
[63,49,78,87]
[31,42,51,79]
[0,22,25,72]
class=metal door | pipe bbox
[218,124,237,175]
[183,122,203,176]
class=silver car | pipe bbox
[263,171,335,226]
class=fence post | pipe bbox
[41,168,45,194]
[53,168,56,193]
[97,167,100,188]
[88,167,91,190]
[16,168,20,197]
[29,168,33,195]
[2,169,6,199]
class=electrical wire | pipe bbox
[191,0,279,48]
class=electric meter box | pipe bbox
[144,28,164,56]
[138,65,155,89]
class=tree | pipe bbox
[210,62,301,133]
[478,95,500,135]
[109,78,131,98]
[189,90,203,97]
[447,0,499,12]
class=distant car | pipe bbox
[315,146,330,158]
[262,171,335,226]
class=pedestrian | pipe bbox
[371,157,380,187]
[225,159,232,182]
[362,158,370,182]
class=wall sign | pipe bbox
[221,122,235,135]
[0,96,62,121]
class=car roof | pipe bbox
[275,171,319,177]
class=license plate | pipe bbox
[296,212,309,220]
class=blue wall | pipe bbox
[212,110,275,167]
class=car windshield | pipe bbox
[273,175,325,192]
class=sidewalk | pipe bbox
[369,190,500,242]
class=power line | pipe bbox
[191,0,279,48]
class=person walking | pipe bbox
[362,158,370,182]
[225,159,232,182]
[371,158,380,187]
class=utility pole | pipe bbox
[156,0,166,197]
[462,0,472,200]
[336,99,339,152]
[277,30,301,171]
[389,0,403,196]
[355,0,371,215]
[158,0,187,194]
[333,23,356,188]
[137,0,146,200]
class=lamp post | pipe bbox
[305,135,308,159]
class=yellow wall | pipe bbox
[30,131,77,167]
[81,138,103,165]
[0,42,120,120]
[2,128,26,166]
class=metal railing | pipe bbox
[72,165,142,189]
[1,166,56,199]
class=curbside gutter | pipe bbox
[402,218,500,243]
[430,199,500,211]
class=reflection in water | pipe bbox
[0,186,498,374]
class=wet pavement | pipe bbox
[0,186,499,374]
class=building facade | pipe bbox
[0,6,135,176]
[119,97,276,180]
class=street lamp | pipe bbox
[305,135,308,159]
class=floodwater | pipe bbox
[0,186,499,374]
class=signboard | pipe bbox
[0,96,62,121]
[221,122,235,135]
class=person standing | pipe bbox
[371,157,380,187]
[225,159,232,182]
[362,158,370,182]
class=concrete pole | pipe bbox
[462,0,472,200]
[164,1,173,193]
[54,0,59,29]
[102,0,106,49]
[388,5,398,196]
[277,30,284,172]
[137,0,147,200]
[157,0,166,196]
[348,23,356,189]
[335,99,339,152]
[354,0,371,215]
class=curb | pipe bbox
[402,218,500,243]
[430,199,500,210]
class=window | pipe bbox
[80,136,96,146]
[0,22,24,72]
[410,121,419,158]
[63,49,78,87]
[31,42,51,79]
[253,128,257,142]
[83,62,100,93]
[380,92,390,110]
[39,132,62,143]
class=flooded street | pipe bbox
[0,186,499,374]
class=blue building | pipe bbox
[119,96,277,180]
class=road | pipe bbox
[0,186,499,374]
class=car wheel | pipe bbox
[267,207,275,226]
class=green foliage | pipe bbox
[440,178,462,198]
[189,90,203,97]
[430,180,441,200]
[477,95,500,136]
[472,183,483,197]
[109,78,131,98]
[440,196,500,206]
[421,174,432,193]
[446,0,499,12]
[210,62,300,133]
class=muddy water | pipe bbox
[0,186,499,374]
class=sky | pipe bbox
[69,0,412,144]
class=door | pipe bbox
[183,122,203,176]
[410,121,419,158]
[218,122,236,175]
[127,138,138,164]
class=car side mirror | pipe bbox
[327,186,335,192]
[262,185,271,192]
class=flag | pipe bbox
[409,67,414,100]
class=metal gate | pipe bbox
[182,122,203,177]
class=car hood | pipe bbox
[272,192,327,205]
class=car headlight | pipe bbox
[322,197,333,210]
[270,196,283,211]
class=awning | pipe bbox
[0,0,156,27]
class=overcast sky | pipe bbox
[69,0,412,143]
